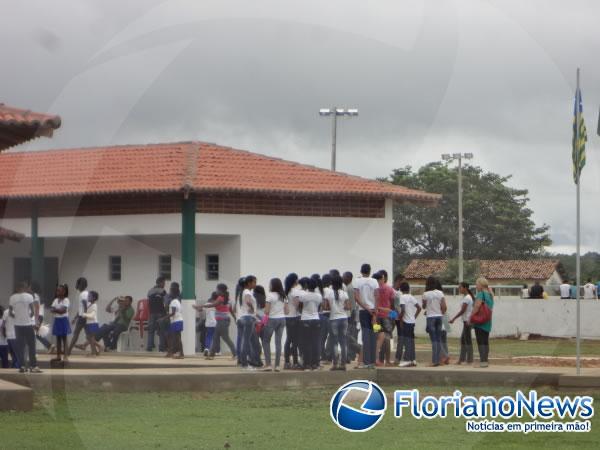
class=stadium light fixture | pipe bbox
[319,107,359,171]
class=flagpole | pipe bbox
[575,67,581,376]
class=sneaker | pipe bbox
[355,363,368,369]
[480,362,489,368]
[283,362,292,370]
[262,366,273,372]
[18,367,26,374]
[338,365,347,371]
[274,366,281,372]
[30,367,43,373]
[203,349,209,356]
[242,366,256,371]
[411,361,417,367]
[399,361,412,368]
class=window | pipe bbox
[158,254,172,279]
[109,256,122,281]
[206,254,219,280]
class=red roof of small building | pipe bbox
[0,226,24,243]
[0,142,441,203]
[404,258,561,281]
[0,104,61,151]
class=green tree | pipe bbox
[384,163,552,270]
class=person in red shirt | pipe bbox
[373,271,395,367]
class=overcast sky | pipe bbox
[2,0,600,254]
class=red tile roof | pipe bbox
[0,142,441,204]
[0,226,24,243]
[0,104,61,151]
[404,259,560,281]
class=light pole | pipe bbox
[441,152,474,282]
[319,107,358,171]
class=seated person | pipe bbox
[78,296,134,351]
[529,281,544,299]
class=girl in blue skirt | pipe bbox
[51,284,71,362]
[82,291,102,356]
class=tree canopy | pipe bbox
[384,163,552,270]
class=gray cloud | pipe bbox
[2,0,600,252]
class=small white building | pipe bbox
[0,141,439,352]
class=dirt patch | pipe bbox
[510,356,600,368]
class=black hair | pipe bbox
[399,282,410,293]
[459,282,475,301]
[254,285,266,309]
[329,269,341,278]
[342,271,353,283]
[76,277,88,291]
[216,283,229,304]
[88,291,99,302]
[424,276,437,292]
[360,263,371,275]
[156,276,166,286]
[0,305,4,316]
[331,274,343,300]
[372,271,384,280]
[310,274,324,296]
[284,273,299,297]
[30,280,41,294]
[270,278,286,301]
[56,283,69,298]
[379,269,388,282]
[169,282,181,298]
[322,274,332,288]
[307,277,317,292]
[244,276,257,288]
[435,279,443,291]
[394,273,404,283]
[299,277,310,290]
[523,283,528,288]
[236,277,245,306]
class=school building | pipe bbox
[0,141,440,353]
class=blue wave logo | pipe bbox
[330,380,387,432]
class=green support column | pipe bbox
[181,194,196,354]
[31,203,44,289]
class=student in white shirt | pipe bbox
[296,277,323,371]
[261,278,287,371]
[81,291,103,356]
[167,295,184,359]
[50,284,72,363]
[583,279,597,299]
[10,282,42,373]
[0,306,9,368]
[325,275,350,371]
[67,277,89,356]
[2,307,18,368]
[449,282,474,364]
[422,276,447,367]
[203,293,218,355]
[559,280,572,300]
[318,274,333,364]
[283,273,302,370]
[238,275,258,370]
[396,282,421,367]
[353,264,379,368]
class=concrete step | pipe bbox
[0,379,33,411]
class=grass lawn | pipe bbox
[1,385,598,449]
[414,336,600,358]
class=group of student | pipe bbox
[197,264,494,371]
[0,278,136,372]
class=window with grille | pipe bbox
[109,256,122,281]
[206,254,219,280]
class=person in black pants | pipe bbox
[67,277,88,356]
[146,277,167,352]
[297,278,323,370]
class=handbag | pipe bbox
[470,295,492,325]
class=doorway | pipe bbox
[13,257,59,304]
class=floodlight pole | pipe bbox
[442,153,473,282]
[319,107,358,171]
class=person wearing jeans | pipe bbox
[238,316,256,367]
[146,277,167,352]
[297,278,323,370]
[354,264,378,368]
[473,277,494,367]
[194,284,237,359]
[328,319,348,369]
[449,282,474,364]
[325,275,350,370]
[10,283,42,373]
[261,278,288,371]
[422,276,447,367]
[283,273,302,369]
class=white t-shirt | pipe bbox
[399,294,419,324]
[326,289,349,321]
[583,283,597,299]
[238,289,257,318]
[170,299,183,323]
[266,292,286,319]
[354,276,378,310]
[51,298,70,318]
[559,283,571,298]
[9,292,35,326]
[78,290,89,316]
[82,302,98,324]
[422,290,444,318]
[205,309,216,327]
[460,295,474,322]
[30,293,41,326]
[286,287,302,318]
[299,291,322,321]
[2,310,16,340]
